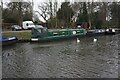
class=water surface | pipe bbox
[2,34,119,78]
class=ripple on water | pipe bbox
[2,34,120,78]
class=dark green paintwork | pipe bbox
[31,27,87,41]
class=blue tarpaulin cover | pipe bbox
[0,34,17,42]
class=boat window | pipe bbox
[53,33,58,36]
[38,29,42,33]
[42,28,48,32]
[43,28,47,32]
[76,31,80,34]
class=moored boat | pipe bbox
[0,35,18,46]
[86,29,105,36]
[31,25,87,42]
[105,28,116,35]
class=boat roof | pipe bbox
[23,21,33,23]
[49,29,84,32]
[34,25,44,29]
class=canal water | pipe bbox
[2,34,120,78]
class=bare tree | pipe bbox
[36,1,58,27]
[53,1,58,28]
[1,0,3,12]
[71,2,83,22]
[35,2,49,22]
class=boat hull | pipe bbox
[104,29,116,35]
[2,39,18,46]
[31,27,87,42]
[2,36,18,46]
[104,32,115,35]
[31,33,86,42]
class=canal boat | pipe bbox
[0,35,18,46]
[86,29,105,36]
[115,29,120,34]
[31,25,87,42]
[105,28,115,35]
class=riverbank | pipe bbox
[2,29,66,39]
[2,28,120,40]
[2,31,31,39]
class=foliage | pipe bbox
[93,12,103,29]
[2,2,33,25]
[3,17,18,23]
[57,2,74,28]
[2,1,120,29]
[76,2,89,25]
[110,2,120,28]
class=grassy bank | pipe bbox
[2,29,73,39]
[2,32,31,39]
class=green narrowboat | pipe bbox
[31,25,87,41]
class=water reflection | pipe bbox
[2,34,119,78]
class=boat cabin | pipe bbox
[31,25,48,38]
[31,25,87,41]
